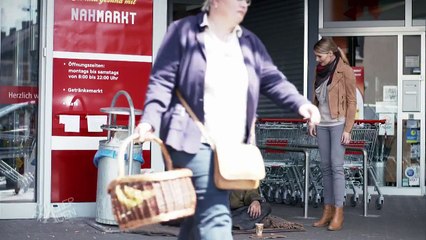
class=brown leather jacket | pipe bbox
[313,59,357,133]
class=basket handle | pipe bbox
[117,133,173,177]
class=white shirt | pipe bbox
[201,14,248,144]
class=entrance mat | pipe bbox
[87,215,305,237]
[87,220,179,236]
[261,215,305,232]
[87,219,180,236]
[233,228,304,235]
[131,223,180,237]
[248,233,288,239]
[132,215,305,239]
[132,224,303,237]
[86,220,121,234]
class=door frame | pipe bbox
[0,0,43,219]
[318,28,425,196]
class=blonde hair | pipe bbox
[201,0,211,12]
[314,37,350,65]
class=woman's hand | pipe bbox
[341,131,351,145]
[298,103,321,125]
[308,123,317,137]
[134,122,154,142]
[247,200,262,218]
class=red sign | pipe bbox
[0,86,38,104]
[352,66,365,97]
[52,0,153,202]
[54,0,153,55]
[52,58,150,136]
[352,66,365,119]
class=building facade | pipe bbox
[0,0,424,219]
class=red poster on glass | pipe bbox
[54,0,152,55]
[352,66,365,119]
[52,0,153,202]
[51,58,150,136]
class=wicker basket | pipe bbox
[107,133,196,230]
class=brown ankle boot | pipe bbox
[328,207,344,231]
[313,205,335,227]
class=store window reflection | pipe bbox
[0,0,39,201]
[329,36,398,187]
[412,0,426,25]
[403,36,421,75]
[355,36,398,187]
[323,0,405,22]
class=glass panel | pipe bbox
[323,0,405,21]
[401,119,420,187]
[0,0,39,202]
[326,36,398,187]
[330,36,399,187]
[403,35,421,75]
[413,0,426,23]
[359,36,398,188]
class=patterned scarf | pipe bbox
[314,53,340,90]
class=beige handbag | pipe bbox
[176,91,265,190]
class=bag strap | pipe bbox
[175,90,216,149]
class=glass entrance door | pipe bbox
[0,0,39,218]
[323,34,425,195]
[399,34,425,192]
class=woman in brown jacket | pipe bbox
[308,38,357,231]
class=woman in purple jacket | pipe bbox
[136,0,320,239]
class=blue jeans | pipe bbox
[168,144,233,240]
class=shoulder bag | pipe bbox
[176,90,265,190]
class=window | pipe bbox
[413,0,426,25]
[0,0,39,202]
[323,0,405,22]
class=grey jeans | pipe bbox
[316,124,346,207]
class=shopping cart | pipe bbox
[342,119,386,210]
[256,118,386,210]
[256,118,320,208]
[0,101,37,194]
[0,133,36,193]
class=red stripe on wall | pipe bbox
[51,150,98,202]
[142,149,151,168]
[52,149,151,202]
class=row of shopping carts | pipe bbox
[255,118,386,210]
[0,102,37,195]
[0,133,36,194]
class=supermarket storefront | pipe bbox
[0,0,166,219]
[0,0,424,219]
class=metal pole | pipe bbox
[363,149,368,217]
[259,145,310,218]
[304,150,310,218]
[260,144,369,217]
[107,90,136,175]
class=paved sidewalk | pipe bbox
[0,196,425,240]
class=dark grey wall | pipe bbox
[242,0,305,118]
[308,0,319,102]
[169,0,316,118]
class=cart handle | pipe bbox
[257,118,307,123]
[257,118,386,125]
[117,133,173,177]
[353,119,386,124]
